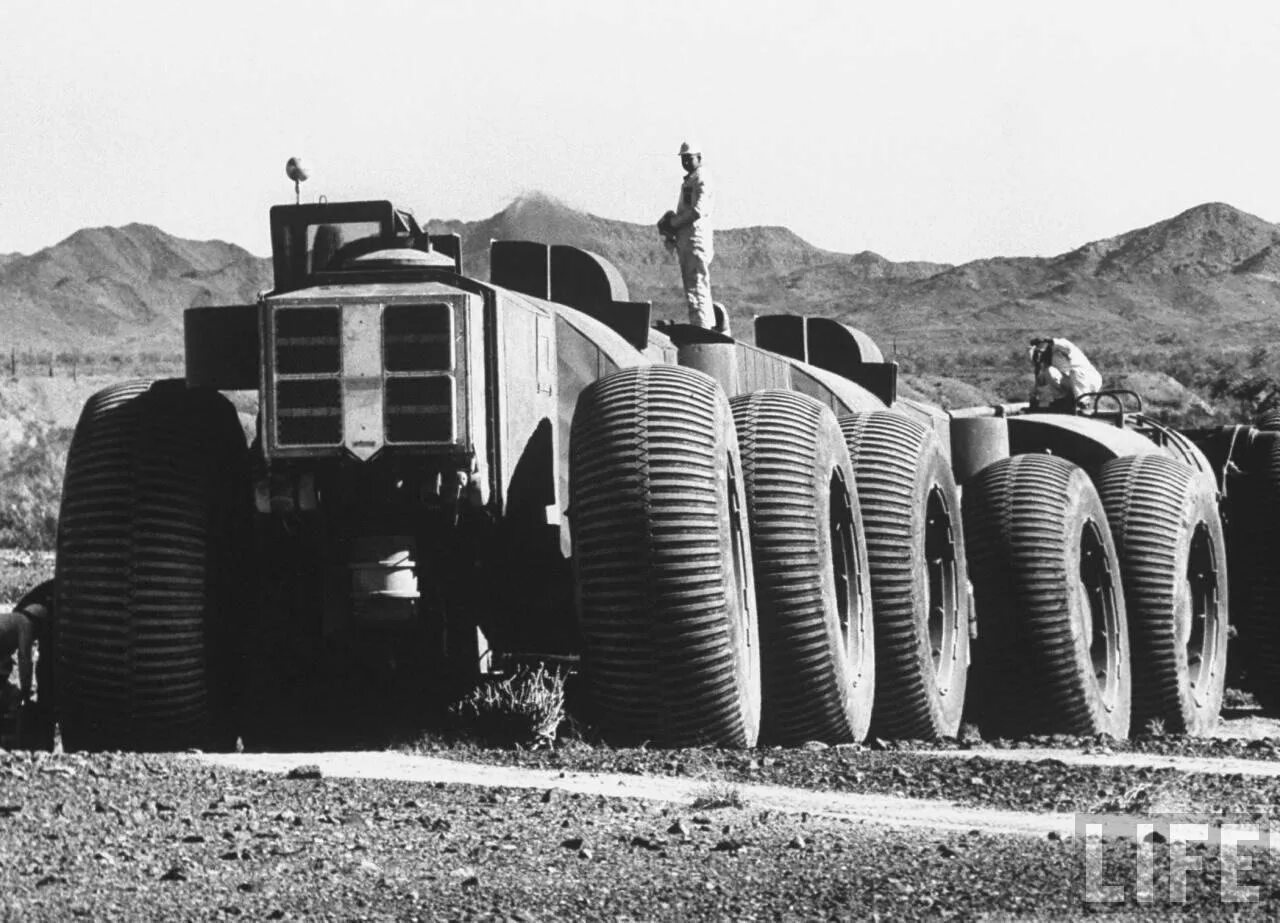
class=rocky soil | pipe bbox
[8,551,1280,916]
[422,735,1280,820]
[4,748,1280,920]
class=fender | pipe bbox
[185,303,260,389]
[674,333,886,419]
[1007,413,1163,476]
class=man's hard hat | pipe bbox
[678,141,701,157]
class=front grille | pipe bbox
[384,303,452,371]
[386,376,454,442]
[275,307,340,374]
[269,300,462,454]
[384,303,456,444]
[277,379,342,446]
[274,306,342,448]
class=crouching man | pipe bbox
[1029,337,1102,413]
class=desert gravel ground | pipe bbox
[422,736,1280,819]
[8,551,1280,917]
[5,746,1280,920]
[200,750,1082,838]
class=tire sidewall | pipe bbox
[909,435,970,732]
[1061,466,1132,736]
[807,409,864,725]
[713,392,762,743]
[1179,482,1229,726]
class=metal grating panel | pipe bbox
[275,307,341,374]
[386,376,455,443]
[277,379,342,445]
[273,305,343,448]
[384,303,453,372]
[269,299,465,453]
[384,302,457,444]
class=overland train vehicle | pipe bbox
[43,191,1232,750]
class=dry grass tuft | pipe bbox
[691,778,746,810]
[450,664,567,748]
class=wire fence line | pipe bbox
[4,347,184,381]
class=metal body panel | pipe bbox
[185,304,260,389]
[479,289,598,656]
[946,410,1215,488]
[677,343,754,396]
[789,361,886,418]
[490,241,551,300]
[642,329,678,365]
[677,341,886,419]
[341,303,385,460]
[550,245,630,305]
[756,314,884,365]
[492,290,558,513]
[754,315,896,403]
[1007,413,1162,475]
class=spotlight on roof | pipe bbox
[286,157,309,204]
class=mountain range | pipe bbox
[3,194,1279,361]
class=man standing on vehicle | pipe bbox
[658,141,720,330]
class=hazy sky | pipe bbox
[2,1,1278,263]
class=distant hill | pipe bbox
[861,202,1280,347]
[0,224,270,354]
[3,195,1280,362]
[428,195,1280,351]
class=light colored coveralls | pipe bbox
[674,167,715,328]
[1031,338,1103,409]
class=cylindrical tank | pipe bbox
[950,416,1011,484]
[347,535,420,622]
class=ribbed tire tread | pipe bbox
[571,366,760,747]
[732,390,874,745]
[1098,454,1227,735]
[1256,409,1280,431]
[1225,430,1280,708]
[840,411,969,739]
[964,454,1132,738]
[55,380,248,751]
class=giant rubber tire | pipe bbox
[1098,454,1227,735]
[1255,409,1280,431]
[54,379,252,752]
[730,390,875,745]
[839,411,969,739]
[570,365,761,748]
[964,454,1132,738]
[1224,429,1280,709]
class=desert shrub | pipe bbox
[450,664,567,747]
[0,424,71,550]
[691,779,746,810]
